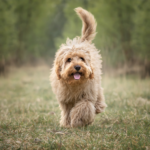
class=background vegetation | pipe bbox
[0,0,150,75]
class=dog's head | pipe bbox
[55,41,94,84]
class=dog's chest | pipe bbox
[57,84,96,104]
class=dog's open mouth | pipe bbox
[71,72,82,80]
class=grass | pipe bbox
[0,66,150,150]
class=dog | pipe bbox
[50,7,107,128]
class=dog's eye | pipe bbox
[80,57,84,61]
[67,58,71,62]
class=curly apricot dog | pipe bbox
[50,7,107,127]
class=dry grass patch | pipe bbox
[0,66,150,149]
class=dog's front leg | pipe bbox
[70,100,95,127]
[59,102,72,127]
[95,88,107,114]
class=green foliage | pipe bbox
[90,0,136,65]
[133,0,150,61]
[0,0,149,68]
[0,0,62,64]
[0,0,16,60]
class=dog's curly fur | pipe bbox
[50,7,107,128]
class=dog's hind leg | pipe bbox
[95,87,107,114]
[70,100,95,127]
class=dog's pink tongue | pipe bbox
[74,73,81,80]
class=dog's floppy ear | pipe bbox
[75,7,97,43]
[89,66,94,79]
[55,61,61,80]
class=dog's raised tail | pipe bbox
[75,7,97,42]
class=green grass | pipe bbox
[0,66,150,150]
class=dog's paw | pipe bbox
[60,124,71,128]
[60,122,71,128]
[95,101,107,114]
[71,118,93,128]
[60,117,71,128]
[71,119,83,128]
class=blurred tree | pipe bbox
[0,0,16,72]
[89,0,136,66]
[133,0,150,76]
[45,0,67,56]
[55,0,85,48]
[14,0,48,64]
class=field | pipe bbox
[0,66,150,150]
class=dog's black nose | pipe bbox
[74,65,81,71]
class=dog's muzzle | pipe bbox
[73,65,81,80]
